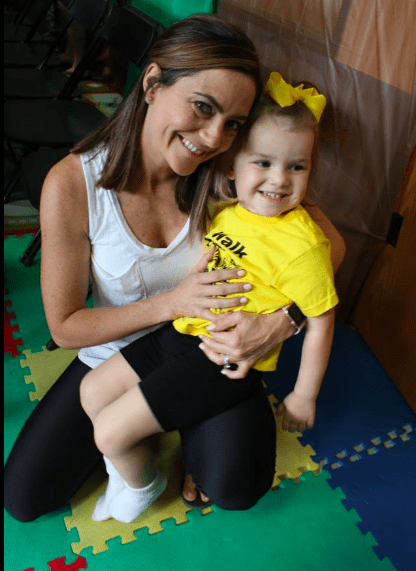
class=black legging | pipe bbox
[4,357,276,522]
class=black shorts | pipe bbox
[120,324,263,432]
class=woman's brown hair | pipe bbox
[72,14,262,238]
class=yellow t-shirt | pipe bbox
[174,202,338,371]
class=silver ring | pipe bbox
[223,354,231,369]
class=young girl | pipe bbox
[80,72,338,523]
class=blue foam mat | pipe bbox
[327,434,416,571]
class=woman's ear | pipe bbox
[142,62,162,96]
[227,168,236,181]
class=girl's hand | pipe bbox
[198,309,296,379]
[276,391,316,433]
[169,246,252,322]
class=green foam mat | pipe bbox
[4,234,395,571]
[4,470,396,571]
[4,234,49,351]
[77,472,395,571]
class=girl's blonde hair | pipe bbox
[215,85,322,203]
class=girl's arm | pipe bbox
[198,206,344,375]
[276,308,335,432]
[40,155,254,350]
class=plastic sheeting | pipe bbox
[125,1,214,91]
[217,0,416,319]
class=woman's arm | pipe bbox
[40,155,251,350]
[276,308,335,432]
[198,310,295,378]
[40,154,170,349]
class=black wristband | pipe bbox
[282,303,306,335]
[288,303,306,327]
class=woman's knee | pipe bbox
[183,393,277,511]
[5,358,98,521]
[210,440,276,510]
[4,474,40,522]
[215,496,261,511]
[4,497,42,522]
[208,472,273,511]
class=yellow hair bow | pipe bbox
[265,72,327,122]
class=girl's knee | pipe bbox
[93,413,115,457]
[79,369,101,416]
[93,409,125,458]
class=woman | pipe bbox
[4,15,345,522]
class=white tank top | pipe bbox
[78,149,203,368]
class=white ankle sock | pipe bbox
[108,470,167,524]
[92,456,126,522]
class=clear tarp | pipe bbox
[217,0,416,319]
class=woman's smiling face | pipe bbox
[141,65,257,177]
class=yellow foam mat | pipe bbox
[268,394,321,488]
[20,348,319,555]
[20,347,79,401]
[64,432,212,554]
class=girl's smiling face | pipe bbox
[141,65,257,178]
[228,115,315,217]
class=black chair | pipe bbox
[3,0,116,200]
[4,0,112,100]
[5,4,164,263]
[4,0,57,43]
[4,5,164,161]
[4,0,73,69]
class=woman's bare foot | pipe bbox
[182,473,210,504]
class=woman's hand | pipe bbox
[198,309,296,379]
[276,391,316,433]
[169,246,252,322]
